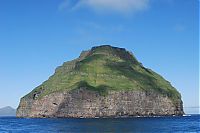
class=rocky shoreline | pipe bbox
[17,88,184,118]
[16,45,184,118]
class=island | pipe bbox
[0,106,16,116]
[17,45,184,118]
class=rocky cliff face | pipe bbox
[17,88,183,118]
[17,45,184,118]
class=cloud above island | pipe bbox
[60,0,150,14]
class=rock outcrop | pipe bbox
[17,45,184,118]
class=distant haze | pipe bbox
[0,106,16,116]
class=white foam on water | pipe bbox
[183,114,191,117]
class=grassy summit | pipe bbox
[24,45,181,102]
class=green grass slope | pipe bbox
[24,45,181,103]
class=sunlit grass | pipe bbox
[24,46,181,104]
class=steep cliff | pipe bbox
[17,45,184,118]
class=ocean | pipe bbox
[0,115,199,133]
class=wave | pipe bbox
[183,114,192,117]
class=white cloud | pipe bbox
[62,0,150,14]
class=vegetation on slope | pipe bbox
[24,45,181,103]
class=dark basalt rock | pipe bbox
[17,45,184,118]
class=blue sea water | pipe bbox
[0,115,199,133]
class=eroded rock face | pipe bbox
[17,88,184,118]
[16,45,184,118]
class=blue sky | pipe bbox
[0,0,199,114]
